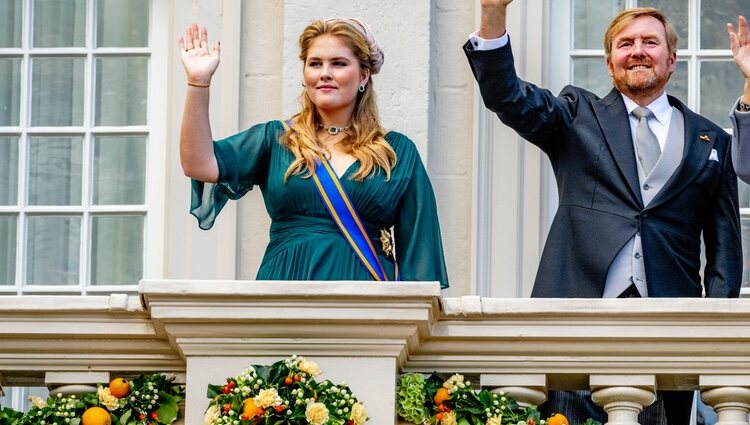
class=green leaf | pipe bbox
[155,392,179,424]
[119,408,132,425]
[207,384,224,398]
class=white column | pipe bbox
[700,376,750,425]
[480,374,547,407]
[590,375,656,425]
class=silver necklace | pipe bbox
[319,124,350,136]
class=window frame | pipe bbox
[0,0,166,294]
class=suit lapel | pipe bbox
[592,88,643,206]
[647,96,715,209]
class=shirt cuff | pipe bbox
[468,30,509,51]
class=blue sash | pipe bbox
[281,119,400,282]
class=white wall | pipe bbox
[167,0,551,298]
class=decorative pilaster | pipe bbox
[590,375,656,425]
[700,376,750,425]
[481,374,547,407]
[141,280,442,425]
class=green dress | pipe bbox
[190,120,449,288]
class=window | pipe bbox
[549,0,750,293]
[0,0,153,293]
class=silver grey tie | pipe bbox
[632,107,661,175]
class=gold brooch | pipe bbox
[699,134,710,142]
[380,229,393,257]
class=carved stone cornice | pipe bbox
[140,280,442,362]
[0,294,183,384]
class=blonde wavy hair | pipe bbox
[282,18,397,182]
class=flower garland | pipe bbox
[205,355,367,425]
[396,373,602,425]
[0,373,184,425]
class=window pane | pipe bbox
[573,0,624,50]
[572,58,611,98]
[0,0,22,47]
[666,60,688,105]
[95,57,148,126]
[31,57,85,126]
[93,136,147,205]
[700,61,744,129]
[742,217,750,288]
[636,0,687,47]
[0,57,22,126]
[90,215,143,285]
[33,0,86,48]
[700,0,745,49]
[0,215,16,285]
[741,180,750,208]
[96,0,150,47]
[0,136,18,205]
[28,136,83,206]
[27,215,80,285]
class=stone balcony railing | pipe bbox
[2,281,750,425]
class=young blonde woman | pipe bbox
[178,18,448,288]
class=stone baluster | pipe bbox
[45,371,109,397]
[700,376,750,425]
[590,375,656,425]
[480,374,548,408]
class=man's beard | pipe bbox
[613,69,671,100]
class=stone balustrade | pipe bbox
[2,281,750,424]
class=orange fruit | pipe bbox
[547,413,569,425]
[108,378,131,398]
[82,407,112,425]
[433,388,451,405]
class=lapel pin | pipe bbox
[699,134,710,142]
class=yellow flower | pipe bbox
[28,396,47,409]
[350,402,367,425]
[441,411,457,425]
[305,402,329,425]
[486,417,502,425]
[299,359,321,376]
[204,404,220,425]
[97,387,120,411]
[254,388,282,408]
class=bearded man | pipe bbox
[464,2,742,425]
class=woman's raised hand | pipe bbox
[178,23,221,86]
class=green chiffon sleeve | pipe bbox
[190,121,282,230]
[393,142,450,289]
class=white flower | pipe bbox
[350,403,367,425]
[29,396,47,409]
[204,404,220,425]
[305,402,329,425]
[254,388,282,408]
[97,387,120,411]
[299,359,321,376]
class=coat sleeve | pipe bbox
[730,102,750,184]
[703,132,743,298]
[463,37,579,155]
[190,121,279,230]
[392,143,450,289]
